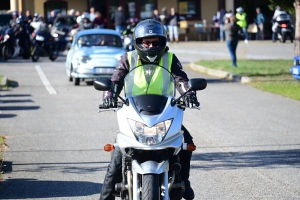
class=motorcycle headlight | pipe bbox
[4,35,10,39]
[77,56,91,64]
[128,119,172,146]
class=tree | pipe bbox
[269,0,300,56]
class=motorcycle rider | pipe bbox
[9,11,18,27]
[271,6,293,42]
[99,19,199,200]
[78,13,94,31]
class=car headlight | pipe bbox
[77,56,91,64]
[128,119,172,146]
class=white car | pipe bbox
[65,29,127,85]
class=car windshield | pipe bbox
[77,34,123,47]
[124,64,175,115]
[54,16,77,27]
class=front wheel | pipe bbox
[31,46,40,62]
[2,44,13,60]
[142,174,160,200]
[49,50,59,61]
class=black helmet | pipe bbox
[133,19,167,63]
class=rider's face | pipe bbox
[142,37,160,48]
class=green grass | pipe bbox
[0,75,3,83]
[196,59,300,101]
[196,59,292,77]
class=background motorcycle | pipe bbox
[273,13,294,43]
[31,27,59,62]
[94,65,207,200]
[1,27,21,60]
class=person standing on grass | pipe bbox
[223,13,241,67]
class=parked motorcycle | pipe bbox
[31,27,59,62]
[94,64,207,200]
[272,12,294,43]
[1,27,21,60]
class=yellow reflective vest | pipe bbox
[126,51,174,97]
[236,12,247,28]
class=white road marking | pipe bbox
[35,65,57,95]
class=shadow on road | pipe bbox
[0,178,102,199]
[191,148,300,169]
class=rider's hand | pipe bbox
[103,97,117,109]
[184,93,200,108]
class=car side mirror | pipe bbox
[188,78,207,91]
[94,78,113,91]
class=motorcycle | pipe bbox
[31,27,59,62]
[122,25,135,51]
[94,64,207,200]
[272,12,294,43]
[1,27,21,60]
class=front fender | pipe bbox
[132,160,169,174]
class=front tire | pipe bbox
[142,174,160,200]
[31,46,40,62]
[2,45,13,60]
[49,50,59,61]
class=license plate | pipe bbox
[292,68,299,75]
[93,67,114,74]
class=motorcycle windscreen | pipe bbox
[124,64,176,115]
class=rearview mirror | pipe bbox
[94,78,113,91]
[188,78,207,91]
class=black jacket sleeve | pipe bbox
[170,53,192,95]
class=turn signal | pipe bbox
[104,144,115,152]
[187,144,196,151]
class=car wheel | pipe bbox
[69,66,73,82]
[74,77,80,86]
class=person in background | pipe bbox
[255,7,265,40]
[114,6,127,34]
[48,10,56,26]
[89,7,96,22]
[235,7,248,43]
[168,7,180,43]
[217,8,226,41]
[9,11,18,27]
[25,10,32,24]
[93,11,105,28]
[78,13,94,31]
[159,7,169,33]
[68,9,75,16]
[223,13,241,67]
[212,12,220,41]
[152,9,160,21]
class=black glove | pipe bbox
[103,97,117,109]
[184,93,200,108]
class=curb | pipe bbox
[189,63,251,83]
[0,76,8,87]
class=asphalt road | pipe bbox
[0,41,299,200]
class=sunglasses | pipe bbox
[142,40,160,47]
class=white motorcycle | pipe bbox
[94,64,207,200]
